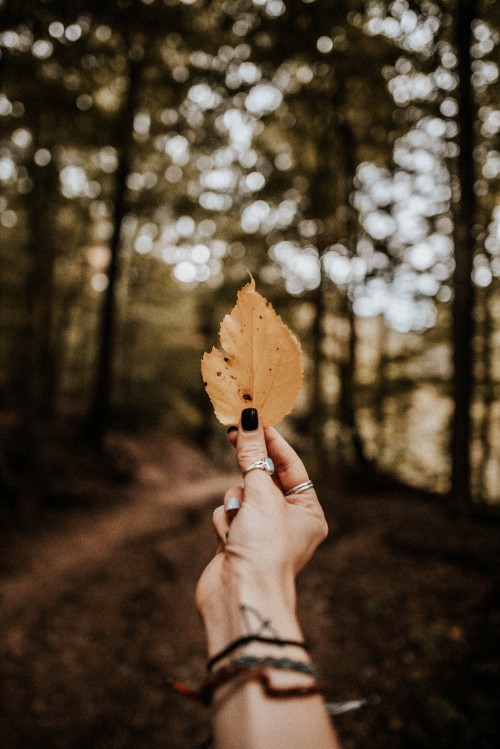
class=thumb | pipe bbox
[236,408,274,486]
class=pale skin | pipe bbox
[195,409,341,749]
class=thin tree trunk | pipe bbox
[450,0,477,508]
[373,314,389,464]
[1,6,57,416]
[85,49,144,447]
[309,279,326,456]
[24,116,59,417]
[0,0,12,83]
[335,115,370,466]
[307,119,334,458]
[197,294,217,449]
[478,287,494,503]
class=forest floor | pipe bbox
[0,429,499,749]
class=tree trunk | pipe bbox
[85,49,144,447]
[24,117,59,417]
[307,118,334,458]
[196,293,217,449]
[450,0,477,508]
[308,280,327,456]
[372,314,389,465]
[335,115,370,466]
[478,286,494,503]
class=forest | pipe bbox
[0,0,499,748]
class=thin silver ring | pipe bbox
[284,480,314,496]
[242,457,274,476]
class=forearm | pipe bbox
[200,569,340,749]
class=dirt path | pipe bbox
[0,433,238,621]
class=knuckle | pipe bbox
[238,445,264,469]
[212,505,225,526]
[318,516,329,542]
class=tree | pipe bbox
[450,0,478,508]
[85,39,145,446]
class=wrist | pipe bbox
[198,562,301,659]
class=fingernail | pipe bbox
[227,426,238,434]
[226,496,241,512]
[241,408,258,431]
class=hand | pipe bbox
[194,409,339,749]
[196,408,328,652]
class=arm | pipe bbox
[196,409,341,749]
[200,572,339,749]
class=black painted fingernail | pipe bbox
[227,426,238,433]
[241,408,258,431]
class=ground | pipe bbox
[0,430,499,749]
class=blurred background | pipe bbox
[0,0,499,747]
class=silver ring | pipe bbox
[284,480,314,496]
[242,457,275,476]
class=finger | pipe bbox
[226,426,238,448]
[224,485,244,518]
[212,505,230,546]
[264,427,315,498]
[236,408,275,499]
[236,408,266,471]
[229,427,286,496]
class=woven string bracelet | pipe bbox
[207,635,310,671]
[171,661,329,707]
[231,654,322,681]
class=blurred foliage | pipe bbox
[0,0,499,502]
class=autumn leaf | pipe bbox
[201,277,303,427]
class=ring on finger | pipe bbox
[242,457,274,476]
[284,480,314,496]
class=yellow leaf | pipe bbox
[201,277,303,427]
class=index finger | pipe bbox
[236,409,277,501]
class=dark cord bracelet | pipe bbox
[172,662,328,707]
[207,635,310,671]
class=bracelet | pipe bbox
[231,654,322,680]
[207,635,310,671]
[171,662,329,707]
[207,664,328,706]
